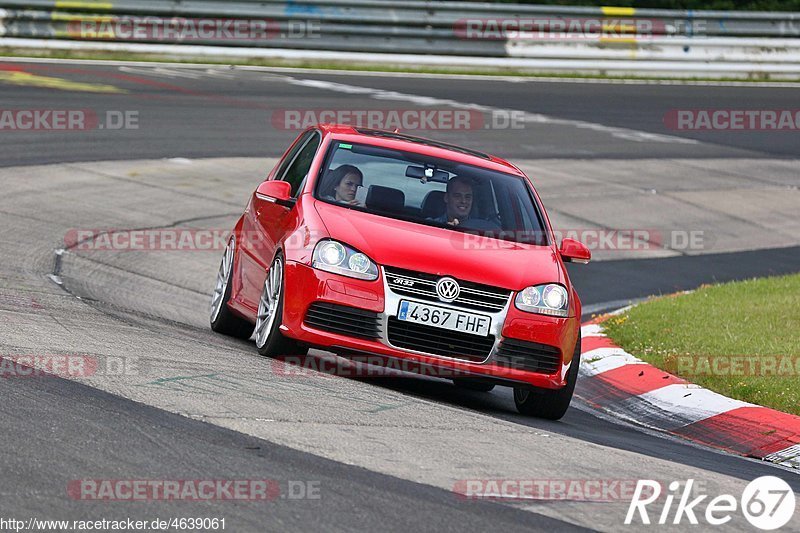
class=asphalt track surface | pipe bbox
[1,60,799,532]
[1,60,799,167]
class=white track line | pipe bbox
[284,77,698,145]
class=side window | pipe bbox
[273,131,313,181]
[279,131,321,197]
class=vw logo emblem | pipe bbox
[436,277,460,303]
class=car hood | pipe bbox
[313,200,563,290]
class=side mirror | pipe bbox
[256,180,295,208]
[560,238,591,264]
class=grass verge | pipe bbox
[602,274,800,416]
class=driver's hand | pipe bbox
[447,218,460,226]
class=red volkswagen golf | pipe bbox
[210,124,590,419]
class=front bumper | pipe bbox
[281,261,579,389]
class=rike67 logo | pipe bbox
[626,477,796,530]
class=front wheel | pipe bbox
[254,255,305,357]
[210,236,254,339]
[513,336,581,420]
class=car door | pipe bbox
[237,130,316,311]
[239,130,322,310]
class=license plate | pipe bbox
[397,300,491,337]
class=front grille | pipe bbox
[384,267,510,312]
[305,302,382,339]
[495,338,561,374]
[387,318,495,362]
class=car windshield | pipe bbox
[314,141,548,245]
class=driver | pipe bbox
[431,176,499,230]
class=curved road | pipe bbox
[1,59,798,532]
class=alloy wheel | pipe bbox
[255,257,283,349]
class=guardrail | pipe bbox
[1,1,799,78]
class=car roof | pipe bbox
[317,123,526,177]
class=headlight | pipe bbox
[312,240,378,281]
[515,284,569,317]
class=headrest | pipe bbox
[421,190,446,219]
[366,185,405,214]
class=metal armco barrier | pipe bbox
[0,1,799,77]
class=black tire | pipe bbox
[513,335,581,420]
[210,237,254,340]
[254,254,306,357]
[453,378,496,392]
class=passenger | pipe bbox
[321,165,364,206]
[431,176,499,230]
